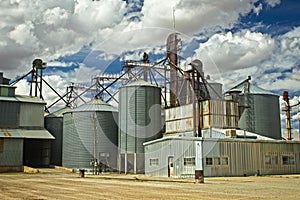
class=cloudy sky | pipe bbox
[1,0,300,135]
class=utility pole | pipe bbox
[282,91,292,140]
[93,112,97,174]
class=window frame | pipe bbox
[149,158,159,166]
[183,157,196,166]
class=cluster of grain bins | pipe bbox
[45,79,162,173]
[44,74,288,177]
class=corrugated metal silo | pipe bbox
[226,79,281,139]
[45,106,71,166]
[119,80,162,173]
[62,99,118,171]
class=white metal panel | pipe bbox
[165,104,193,121]
[18,129,55,139]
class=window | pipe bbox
[0,139,3,153]
[214,157,221,165]
[220,157,228,165]
[265,155,271,164]
[99,152,109,158]
[271,156,278,164]
[265,155,278,165]
[282,155,295,165]
[184,157,195,166]
[206,157,213,165]
[150,158,159,166]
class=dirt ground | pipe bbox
[0,168,300,200]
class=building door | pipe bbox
[167,156,174,177]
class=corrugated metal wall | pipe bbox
[145,138,195,177]
[63,111,118,170]
[119,84,162,154]
[119,82,162,173]
[238,94,281,139]
[19,103,44,128]
[145,138,300,177]
[165,104,194,134]
[201,100,239,129]
[63,112,91,169]
[203,140,300,176]
[0,101,19,128]
[45,117,63,166]
[0,138,23,166]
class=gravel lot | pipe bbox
[0,168,300,199]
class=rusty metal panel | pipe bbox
[201,100,238,116]
[165,104,193,121]
[201,100,238,129]
[165,118,193,134]
[165,104,194,134]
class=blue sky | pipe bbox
[0,0,299,136]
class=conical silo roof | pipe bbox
[124,79,159,88]
[226,78,277,96]
[45,106,71,118]
[66,98,118,113]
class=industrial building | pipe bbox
[0,72,54,172]
[1,33,299,179]
[48,33,299,177]
[144,136,300,177]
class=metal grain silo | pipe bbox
[45,106,71,166]
[118,80,162,174]
[225,77,281,139]
[62,99,118,171]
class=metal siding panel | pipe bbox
[63,108,118,170]
[146,139,300,178]
[145,139,196,178]
[239,94,281,139]
[19,103,44,127]
[63,112,93,169]
[0,139,23,166]
[201,100,238,129]
[119,84,161,154]
[0,101,19,128]
[45,117,63,165]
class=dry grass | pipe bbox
[0,168,300,199]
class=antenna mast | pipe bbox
[173,7,176,30]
